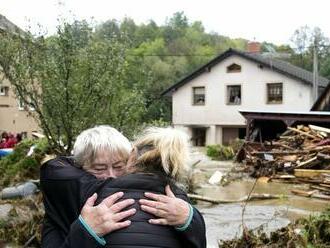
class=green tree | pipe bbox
[0,20,144,153]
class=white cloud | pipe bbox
[1,0,330,45]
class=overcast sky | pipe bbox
[1,0,329,45]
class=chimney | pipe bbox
[247,41,261,53]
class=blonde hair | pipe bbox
[133,127,190,182]
[73,125,132,169]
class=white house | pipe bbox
[162,46,329,146]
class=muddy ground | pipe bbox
[190,147,329,248]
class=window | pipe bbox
[18,97,25,110]
[193,87,205,105]
[227,85,241,105]
[18,97,35,111]
[0,86,9,96]
[267,83,283,103]
[227,63,241,73]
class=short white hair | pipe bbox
[134,127,190,182]
[73,125,132,168]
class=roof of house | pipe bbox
[311,82,330,111]
[162,48,329,96]
[0,14,24,35]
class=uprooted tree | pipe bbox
[0,20,145,154]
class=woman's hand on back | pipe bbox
[139,185,190,226]
[81,192,136,236]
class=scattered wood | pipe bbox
[272,174,296,179]
[310,185,330,193]
[291,189,317,197]
[187,193,285,204]
[294,169,330,178]
[310,193,330,200]
[287,127,319,139]
[309,125,330,134]
[296,156,318,168]
[257,177,270,183]
[320,183,330,188]
[237,124,330,199]
[291,189,330,200]
[317,153,330,161]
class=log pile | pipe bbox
[238,124,330,200]
[239,124,330,178]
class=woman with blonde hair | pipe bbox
[128,126,190,185]
[41,126,206,248]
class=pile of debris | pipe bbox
[238,124,330,178]
[237,124,330,200]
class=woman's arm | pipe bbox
[41,215,101,248]
[40,157,135,247]
[139,185,207,248]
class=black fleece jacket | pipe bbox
[40,157,206,248]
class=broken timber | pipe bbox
[188,193,285,204]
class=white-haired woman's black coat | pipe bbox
[40,157,206,248]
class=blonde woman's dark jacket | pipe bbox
[40,157,206,248]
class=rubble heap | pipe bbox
[237,124,330,199]
[239,124,330,178]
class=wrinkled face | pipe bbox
[85,149,127,179]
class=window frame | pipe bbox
[0,86,9,96]
[192,86,206,106]
[226,63,242,73]
[226,84,242,105]
[18,97,25,111]
[266,83,283,104]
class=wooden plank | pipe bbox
[317,153,330,161]
[296,156,318,168]
[252,151,308,156]
[309,125,330,134]
[291,189,316,197]
[310,185,330,193]
[294,169,330,178]
[273,174,296,179]
[282,155,298,162]
[311,193,330,200]
[272,142,295,151]
[288,127,319,139]
[320,184,330,188]
[187,193,285,204]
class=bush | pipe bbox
[206,144,235,160]
[220,209,330,247]
[0,138,50,187]
[228,138,245,153]
[299,208,330,246]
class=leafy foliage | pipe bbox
[220,209,330,248]
[206,144,235,160]
[0,21,145,153]
[0,139,50,186]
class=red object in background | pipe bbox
[0,132,22,149]
[4,134,17,148]
[0,139,6,149]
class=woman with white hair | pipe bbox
[41,126,206,248]
[41,126,136,247]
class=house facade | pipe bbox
[0,75,40,137]
[0,14,41,137]
[163,47,329,146]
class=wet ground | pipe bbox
[190,147,330,248]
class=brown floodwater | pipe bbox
[195,180,330,248]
